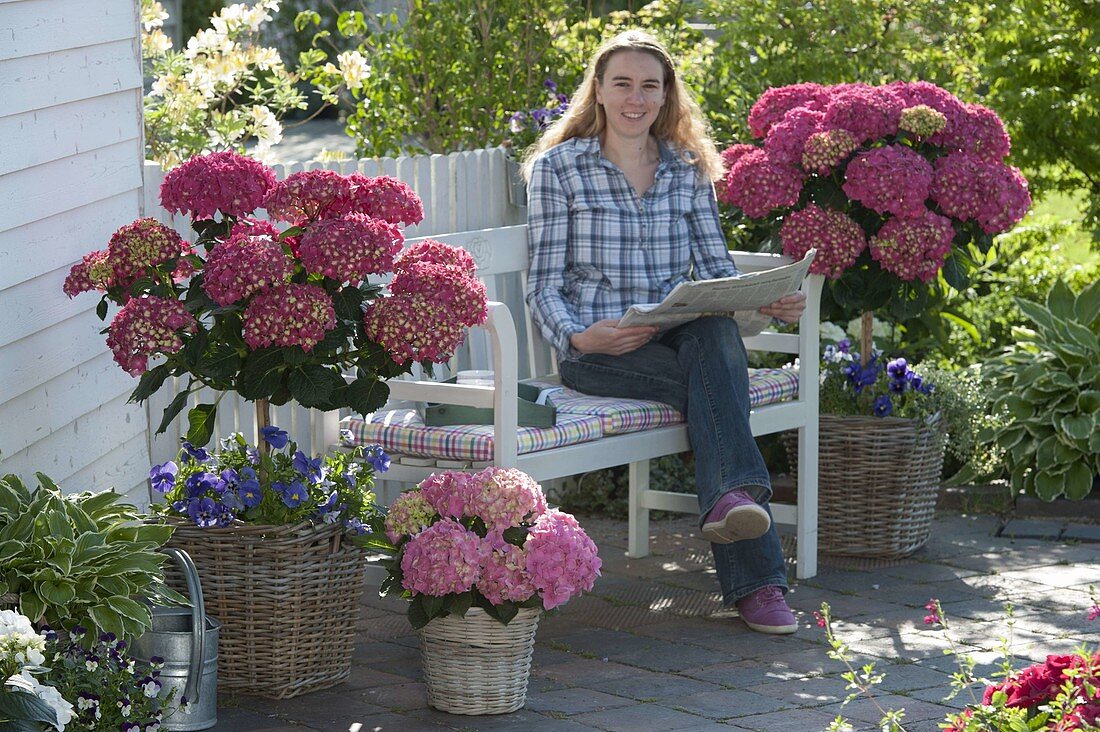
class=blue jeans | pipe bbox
[559,316,788,604]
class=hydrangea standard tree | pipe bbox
[718,81,1031,361]
[64,151,487,446]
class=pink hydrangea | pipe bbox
[464,467,547,531]
[719,148,804,218]
[241,283,336,352]
[362,294,470,365]
[106,295,196,376]
[478,544,536,605]
[417,471,471,520]
[106,218,191,289]
[331,174,424,226]
[400,519,484,596]
[394,238,478,273]
[942,103,1012,161]
[975,163,1030,234]
[160,151,277,220]
[64,249,114,297]
[384,491,438,544]
[842,146,934,217]
[897,104,947,140]
[264,169,352,224]
[931,153,1031,233]
[524,509,601,610]
[779,204,866,279]
[869,209,955,282]
[764,108,825,168]
[202,234,292,306]
[721,144,758,170]
[747,82,829,138]
[297,213,404,284]
[801,129,857,175]
[389,261,487,327]
[820,84,905,144]
[229,217,281,239]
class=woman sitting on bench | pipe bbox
[522,30,805,635]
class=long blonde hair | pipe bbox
[521,30,722,183]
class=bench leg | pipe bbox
[795,421,819,579]
[627,459,650,558]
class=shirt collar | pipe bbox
[573,136,692,172]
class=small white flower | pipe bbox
[142,679,161,698]
[819,321,847,343]
[336,51,370,91]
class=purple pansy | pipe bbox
[873,394,894,417]
[187,497,220,528]
[149,461,177,493]
[260,425,289,449]
[364,444,390,473]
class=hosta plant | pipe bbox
[0,473,184,641]
[984,279,1100,501]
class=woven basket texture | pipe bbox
[787,414,946,559]
[418,606,541,715]
[163,519,367,699]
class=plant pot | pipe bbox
[505,156,527,208]
[417,606,541,715]
[162,519,367,699]
[786,415,946,558]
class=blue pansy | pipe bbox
[148,461,178,493]
[344,517,367,535]
[293,451,324,483]
[873,395,894,417]
[260,425,289,449]
[180,441,211,464]
[365,445,390,473]
[187,497,220,528]
[185,471,218,499]
[274,480,307,508]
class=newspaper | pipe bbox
[617,249,816,336]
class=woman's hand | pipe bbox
[758,291,807,324]
[570,319,659,355]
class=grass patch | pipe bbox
[1028,188,1096,265]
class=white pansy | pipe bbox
[336,51,370,91]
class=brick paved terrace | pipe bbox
[212,507,1099,732]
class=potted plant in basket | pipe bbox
[144,427,391,699]
[381,467,602,715]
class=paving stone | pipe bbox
[1063,523,1100,541]
[233,689,388,729]
[744,676,845,707]
[571,702,729,732]
[214,706,321,731]
[733,705,848,731]
[547,628,731,672]
[523,687,635,714]
[672,687,791,719]
[998,518,1067,539]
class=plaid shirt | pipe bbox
[525,136,738,356]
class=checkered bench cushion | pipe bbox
[341,409,603,462]
[527,367,799,435]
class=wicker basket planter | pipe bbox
[162,519,367,699]
[418,606,541,715]
[787,414,946,559]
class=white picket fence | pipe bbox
[141,148,525,474]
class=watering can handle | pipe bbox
[161,548,205,707]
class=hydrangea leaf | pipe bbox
[185,403,217,447]
[0,690,59,729]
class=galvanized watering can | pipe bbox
[133,547,220,731]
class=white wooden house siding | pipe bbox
[0,0,149,504]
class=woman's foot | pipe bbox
[700,490,771,543]
[736,586,797,634]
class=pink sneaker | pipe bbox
[736,586,797,634]
[700,490,771,544]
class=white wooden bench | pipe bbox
[328,224,823,579]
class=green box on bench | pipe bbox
[423,381,557,428]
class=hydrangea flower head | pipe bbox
[63,249,115,297]
[242,282,336,352]
[400,519,484,596]
[160,150,277,220]
[297,213,403,284]
[384,491,437,544]
[416,471,471,520]
[820,83,904,144]
[263,168,351,223]
[464,466,548,530]
[394,238,478,272]
[333,174,424,226]
[478,543,536,605]
[524,509,601,610]
[801,129,857,175]
[779,204,865,279]
[869,209,955,282]
[764,108,825,168]
[105,218,191,289]
[842,146,934,218]
[719,148,804,218]
[106,295,197,376]
[898,104,947,139]
[202,233,291,305]
[747,82,829,138]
